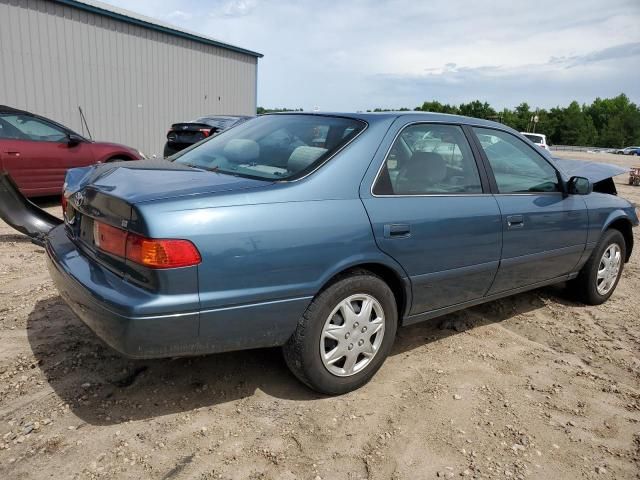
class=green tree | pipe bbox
[458,100,496,120]
[257,107,303,114]
[259,95,640,147]
[414,101,459,114]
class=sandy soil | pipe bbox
[1,151,639,480]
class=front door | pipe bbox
[470,127,589,294]
[361,122,502,315]
[0,112,94,195]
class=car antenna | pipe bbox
[78,106,93,140]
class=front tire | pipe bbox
[572,229,626,305]
[283,271,398,395]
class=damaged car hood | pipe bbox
[553,158,628,183]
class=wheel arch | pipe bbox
[317,260,411,321]
[604,216,634,262]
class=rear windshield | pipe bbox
[171,114,366,180]
[523,134,544,144]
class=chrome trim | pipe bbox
[372,193,493,198]
[493,192,563,196]
[118,296,315,321]
[369,121,485,198]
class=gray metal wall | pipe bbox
[0,0,258,156]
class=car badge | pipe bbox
[74,191,86,207]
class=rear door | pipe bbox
[0,113,94,195]
[470,127,588,293]
[361,121,502,315]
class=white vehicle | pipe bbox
[521,132,550,151]
[614,146,640,155]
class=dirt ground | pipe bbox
[1,151,639,480]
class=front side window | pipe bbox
[172,115,365,180]
[473,127,560,194]
[0,114,67,142]
[373,124,482,195]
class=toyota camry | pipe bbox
[1,112,637,394]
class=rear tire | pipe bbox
[283,271,398,395]
[571,229,626,305]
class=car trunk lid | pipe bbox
[66,159,272,204]
[167,122,216,145]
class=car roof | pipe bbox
[0,105,31,115]
[266,111,521,134]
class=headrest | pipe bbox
[287,146,328,173]
[223,139,259,163]
[405,151,447,183]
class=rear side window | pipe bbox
[173,115,365,180]
[474,127,560,194]
[373,124,482,195]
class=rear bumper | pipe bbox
[45,225,200,358]
[45,225,310,358]
[0,172,63,245]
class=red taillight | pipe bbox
[93,220,201,269]
[198,128,211,137]
[94,221,127,257]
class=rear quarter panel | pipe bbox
[137,195,405,349]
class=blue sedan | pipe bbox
[2,112,637,394]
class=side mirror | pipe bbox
[67,133,83,146]
[568,176,592,195]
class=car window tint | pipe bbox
[0,116,27,139]
[1,114,67,142]
[473,127,560,194]
[373,124,482,195]
[172,115,365,180]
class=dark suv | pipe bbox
[163,115,252,157]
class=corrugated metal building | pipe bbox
[0,0,262,156]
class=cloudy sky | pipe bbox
[100,0,640,111]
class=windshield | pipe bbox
[523,134,544,144]
[172,114,366,180]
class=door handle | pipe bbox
[506,215,524,229]
[6,151,20,156]
[384,224,411,238]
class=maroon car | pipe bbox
[0,106,143,197]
